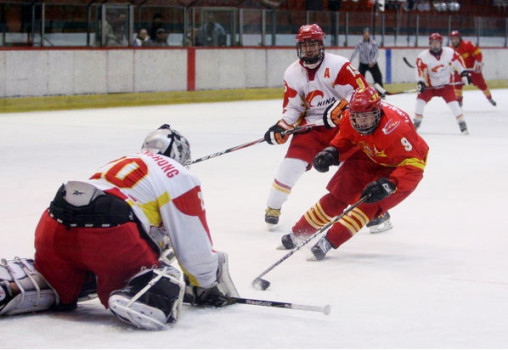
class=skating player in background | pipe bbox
[280,87,429,260]
[413,32,472,135]
[450,30,496,107]
[263,23,392,233]
[0,125,238,330]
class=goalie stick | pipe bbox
[252,195,370,291]
[403,57,415,69]
[227,296,331,315]
[189,122,323,165]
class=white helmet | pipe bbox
[141,124,191,166]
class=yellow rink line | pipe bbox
[1,80,507,114]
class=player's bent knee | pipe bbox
[108,264,185,330]
[0,257,59,316]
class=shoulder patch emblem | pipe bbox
[382,119,400,135]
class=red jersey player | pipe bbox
[450,30,496,107]
[413,32,471,135]
[280,87,429,261]
[263,24,390,232]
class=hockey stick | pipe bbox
[403,57,415,69]
[189,122,322,165]
[252,195,370,291]
[226,296,331,315]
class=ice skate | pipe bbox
[366,212,393,234]
[412,118,422,131]
[265,207,281,228]
[278,232,298,250]
[310,236,332,261]
[459,121,469,135]
[488,98,497,106]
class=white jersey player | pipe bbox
[413,32,471,134]
[263,24,391,233]
[0,124,238,330]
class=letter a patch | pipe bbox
[324,68,330,78]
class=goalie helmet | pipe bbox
[295,24,325,65]
[141,124,191,167]
[349,87,382,135]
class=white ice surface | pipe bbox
[0,89,507,348]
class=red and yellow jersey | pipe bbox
[450,39,482,69]
[331,102,429,192]
[86,151,218,288]
[282,53,368,126]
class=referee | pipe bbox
[350,27,385,95]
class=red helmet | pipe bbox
[296,24,325,65]
[429,32,443,43]
[295,24,325,43]
[349,87,382,135]
[450,30,461,38]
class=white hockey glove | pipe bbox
[473,60,483,73]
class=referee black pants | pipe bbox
[359,62,384,88]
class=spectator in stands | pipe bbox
[104,12,128,47]
[196,13,226,47]
[150,28,169,47]
[133,28,150,47]
[149,13,165,42]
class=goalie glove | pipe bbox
[461,70,472,85]
[473,60,483,74]
[323,99,348,129]
[264,120,293,145]
[361,178,396,203]
[313,147,340,173]
[416,81,426,93]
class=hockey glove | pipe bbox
[323,99,348,129]
[313,147,340,173]
[461,70,472,85]
[473,61,483,74]
[264,120,293,145]
[361,178,396,203]
[416,81,426,93]
[184,285,231,307]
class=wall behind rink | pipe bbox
[0,47,506,98]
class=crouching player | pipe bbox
[0,124,238,330]
[280,87,429,260]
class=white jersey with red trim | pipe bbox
[85,151,218,288]
[282,53,367,126]
[416,47,466,87]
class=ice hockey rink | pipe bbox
[1,89,507,348]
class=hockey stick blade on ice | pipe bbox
[403,57,415,68]
[189,122,322,165]
[227,296,331,315]
[251,195,370,291]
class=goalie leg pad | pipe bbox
[108,265,185,330]
[0,257,58,316]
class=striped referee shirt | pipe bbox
[350,38,379,65]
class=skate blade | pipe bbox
[368,221,393,234]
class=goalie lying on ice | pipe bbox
[0,124,238,330]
